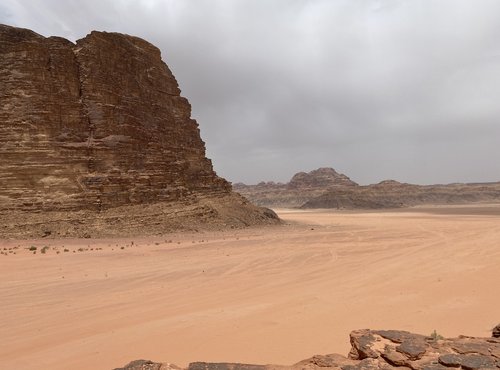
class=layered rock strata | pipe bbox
[0,24,278,236]
[116,326,500,370]
[301,181,500,210]
[234,168,358,208]
[235,168,500,209]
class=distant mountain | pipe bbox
[234,167,500,209]
[288,167,358,188]
[233,167,358,208]
[302,181,500,209]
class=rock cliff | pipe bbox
[116,326,500,370]
[0,24,278,237]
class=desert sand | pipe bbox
[1,206,499,370]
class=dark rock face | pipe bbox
[117,328,500,370]
[0,24,279,236]
[0,24,229,212]
[493,325,500,338]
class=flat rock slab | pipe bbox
[396,340,429,360]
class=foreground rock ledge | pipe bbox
[116,327,500,370]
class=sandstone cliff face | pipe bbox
[0,24,229,212]
[0,25,278,236]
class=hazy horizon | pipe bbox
[1,0,499,185]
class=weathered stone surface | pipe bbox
[373,331,427,344]
[438,354,464,367]
[451,340,493,356]
[396,340,428,360]
[458,354,497,369]
[381,349,408,366]
[294,353,357,368]
[0,24,279,236]
[349,330,382,360]
[188,363,267,370]
[114,360,181,370]
[492,325,500,339]
[420,363,450,370]
[116,327,500,370]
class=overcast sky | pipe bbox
[2,0,500,185]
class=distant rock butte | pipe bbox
[233,168,358,208]
[235,168,500,209]
[288,168,358,189]
[116,326,500,370]
[0,24,278,237]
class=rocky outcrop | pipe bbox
[493,325,500,339]
[234,168,357,208]
[116,326,500,370]
[234,167,500,209]
[288,168,358,189]
[0,24,279,236]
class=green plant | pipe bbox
[41,246,49,254]
[430,330,444,341]
[29,246,37,251]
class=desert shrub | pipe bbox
[430,330,444,341]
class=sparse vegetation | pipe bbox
[429,330,444,341]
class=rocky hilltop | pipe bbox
[288,168,358,189]
[234,168,357,208]
[0,24,278,237]
[235,168,500,209]
[116,325,500,370]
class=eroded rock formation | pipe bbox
[0,24,278,236]
[116,326,500,370]
[234,168,357,208]
[301,181,500,210]
[235,167,500,209]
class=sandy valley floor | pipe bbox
[1,206,499,370]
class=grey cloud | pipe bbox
[2,0,500,184]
